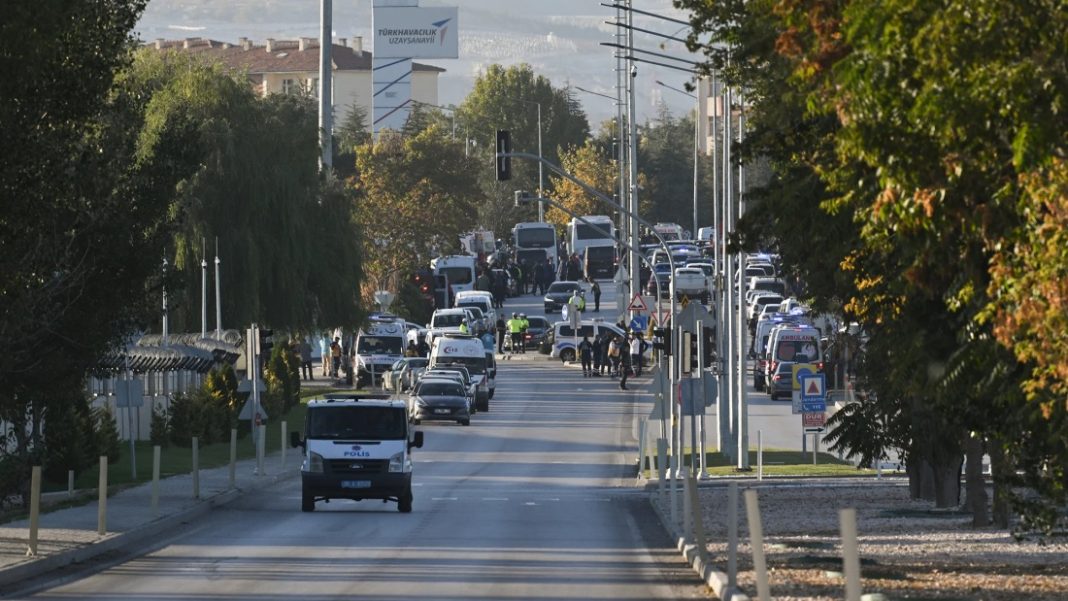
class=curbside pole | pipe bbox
[67,469,74,497]
[758,430,763,481]
[727,482,738,591]
[636,418,647,480]
[744,489,771,601]
[281,420,288,470]
[229,428,237,488]
[27,466,41,556]
[685,473,708,563]
[683,471,692,539]
[257,424,266,475]
[97,456,108,535]
[151,445,161,517]
[657,437,667,506]
[840,508,862,601]
[192,436,200,499]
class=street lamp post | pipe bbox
[508,98,545,221]
[654,79,700,240]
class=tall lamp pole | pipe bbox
[654,79,700,239]
[318,0,332,170]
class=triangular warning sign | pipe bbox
[806,380,821,395]
[627,293,649,312]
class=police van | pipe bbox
[291,393,424,513]
[549,318,628,362]
[355,315,407,388]
[429,333,491,411]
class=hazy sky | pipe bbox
[135,0,703,132]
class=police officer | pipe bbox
[507,312,524,353]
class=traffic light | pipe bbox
[258,328,274,357]
[495,130,511,181]
[652,327,672,356]
[412,269,434,301]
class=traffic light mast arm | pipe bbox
[515,193,664,317]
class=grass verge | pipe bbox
[641,448,878,478]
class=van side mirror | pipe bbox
[289,431,304,449]
[411,431,424,449]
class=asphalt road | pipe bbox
[18,288,706,600]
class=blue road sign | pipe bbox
[802,399,827,413]
[629,314,649,333]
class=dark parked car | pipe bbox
[408,378,471,426]
[523,315,551,349]
[543,281,584,314]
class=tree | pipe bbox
[352,125,480,305]
[0,1,200,505]
[458,64,590,195]
[123,50,365,332]
[546,142,619,229]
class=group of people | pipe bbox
[498,312,530,354]
[575,331,647,390]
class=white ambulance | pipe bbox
[429,333,492,411]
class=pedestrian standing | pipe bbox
[619,348,631,390]
[298,337,313,381]
[507,312,524,353]
[589,278,601,312]
[330,337,342,377]
[591,333,603,376]
[578,335,593,377]
[608,336,621,377]
[629,334,642,377]
[319,333,330,377]
[495,317,507,354]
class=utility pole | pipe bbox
[214,237,222,340]
[318,0,333,170]
[200,239,207,339]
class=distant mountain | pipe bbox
[135,0,700,130]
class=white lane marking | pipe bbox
[431,497,458,501]
[482,497,509,501]
[524,502,537,506]
[548,498,560,502]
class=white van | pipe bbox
[431,255,477,295]
[764,325,822,399]
[550,319,631,362]
[291,393,424,513]
[430,333,491,411]
[454,290,496,331]
[355,316,407,388]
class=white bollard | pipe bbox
[151,445,161,516]
[67,469,74,497]
[27,466,41,556]
[745,489,772,601]
[657,438,667,506]
[229,428,237,488]
[636,419,647,480]
[97,456,108,535]
[758,430,764,481]
[727,482,738,590]
[685,473,709,562]
[281,420,287,469]
[840,508,862,601]
[192,437,200,499]
[256,424,266,475]
[683,472,692,539]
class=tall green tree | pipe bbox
[0,0,201,503]
[457,64,591,197]
[124,50,365,331]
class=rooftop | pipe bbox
[147,37,446,74]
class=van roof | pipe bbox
[308,396,405,409]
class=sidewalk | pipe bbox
[0,448,298,590]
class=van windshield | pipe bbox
[432,313,464,328]
[516,228,556,248]
[438,267,473,285]
[306,406,406,440]
[433,357,486,375]
[357,336,403,355]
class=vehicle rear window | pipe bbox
[306,407,406,440]
[774,338,820,362]
[417,382,465,396]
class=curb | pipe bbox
[0,468,297,591]
[649,491,750,601]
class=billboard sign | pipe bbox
[373,7,459,58]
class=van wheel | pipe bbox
[561,348,576,363]
[398,489,413,513]
[301,491,315,512]
[460,418,471,426]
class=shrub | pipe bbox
[92,406,121,464]
[150,402,169,447]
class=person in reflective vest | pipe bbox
[507,312,525,353]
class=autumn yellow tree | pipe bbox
[546,141,618,229]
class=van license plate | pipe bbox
[341,480,371,489]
